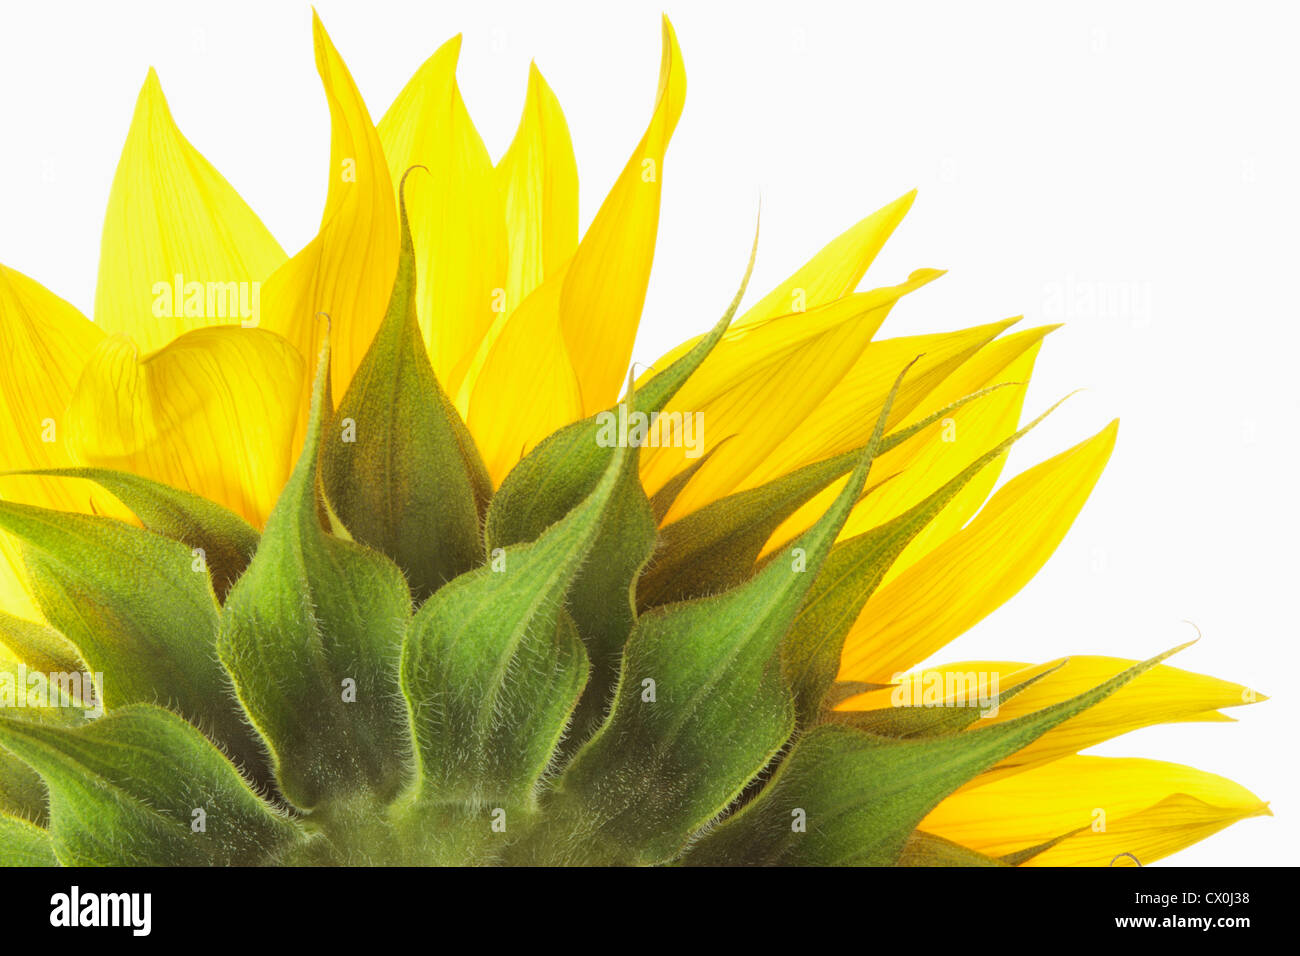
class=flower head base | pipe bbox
[0,13,1267,866]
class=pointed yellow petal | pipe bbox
[558,15,686,413]
[65,328,306,527]
[976,656,1257,782]
[643,288,990,522]
[839,656,1257,782]
[0,266,106,620]
[838,421,1119,683]
[466,276,583,486]
[495,62,579,323]
[737,190,916,327]
[377,35,508,394]
[760,326,1051,559]
[0,266,103,498]
[736,317,1018,496]
[649,190,918,374]
[94,69,285,353]
[261,13,398,402]
[920,755,1269,865]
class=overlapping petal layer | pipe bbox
[0,13,1265,866]
[261,12,398,405]
[93,70,286,354]
[920,756,1269,865]
[65,328,305,526]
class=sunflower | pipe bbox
[0,13,1267,866]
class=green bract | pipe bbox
[0,205,1174,868]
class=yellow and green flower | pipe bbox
[0,13,1267,866]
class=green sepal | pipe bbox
[399,441,630,808]
[0,750,47,825]
[218,343,413,810]
[896,830,1008,866]
[484,233,759,741]
[509,366,909,865]
[637,444,872,610]
[0,610,84,676]
[785,397,1069,726]
[638,383,1026,611]
[0,813,57,866]
[681,644,1185,866]
[4,466,258,600]
[0,705,300,866]
[321,177,488,602]
[829,664,1058,738]
[0,502,255,763]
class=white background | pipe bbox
[1,0,1294,865]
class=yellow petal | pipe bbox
[0,266,107,620]
[463,19,685,483]
[736,190,916,327]
[558,14,686,414]
[977,656,1255,783]
[94,69,285,353]
[920,755,1270,865]
[377,35,508,394]
[840,656,1255,781]
[838,420,1119,683]
[261,12,398,403]
[760,326,1051,559]
[65,327,306,527]
[734,317,1018,497]
[650,190,917,372]
[466,276,583,486]
[495,62,579,328]
[643,289,989,522]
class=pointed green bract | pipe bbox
[0,751,47,825]
[0,610,84,676]
[0,812,57,866]
[483,235,759,749]
[507,366,912,865]
[218,345,413,810]
[321,181,488,602]
[830,664,1058,738]
[5,467,259,600]
[784,399,1068,725]
[399,436,631,811]
[897,830,1008,866]
[682,645,1186,865]
[0,502,257,763]
[636,383,1016,610]
[0,705,298,866]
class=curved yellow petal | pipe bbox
[643,287,989,522]
[377,35,508,394]
[839,656,1256,781]
[839,420,1119,683]
[496,62,579,331]
[760,325,1051,559]
[65,327,306,527]
[920,755,1269,865]
[737,190,916,328]
[558,14,686,413]
[94,69,285,353]
[261,12,398,403]
[736,318,1017,497]
[466,277,583,486]
[650,190,918,373]
[0,266,107,620]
